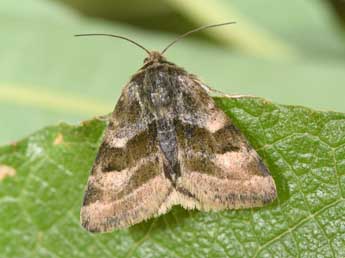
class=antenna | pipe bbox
[161,21,236,55]
[74,33,151,55]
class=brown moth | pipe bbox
[77,23,277,233]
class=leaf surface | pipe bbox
[1,97,345,258]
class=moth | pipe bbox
[77,23,277,233]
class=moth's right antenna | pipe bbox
[161,22,236,55]
[74,33,151,55]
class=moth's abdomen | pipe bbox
[156,118,180,183]
[156,119,177,163]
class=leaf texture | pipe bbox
[1,97,344,258]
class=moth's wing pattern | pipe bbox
[175,75,277,211]
[80,81,172,232]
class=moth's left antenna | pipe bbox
[74,34,151,55]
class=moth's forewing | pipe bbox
[172,73,276,211]
[80,80,172,232]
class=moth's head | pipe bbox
[144,51,166,64]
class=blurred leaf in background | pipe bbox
[329,0,345,29]
[1,0,345,145]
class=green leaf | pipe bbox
[1,97,345,258]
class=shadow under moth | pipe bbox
[77,23,277,233]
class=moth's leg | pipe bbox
[94,113,112,121]
[223,94,256,99]
[201,83,256,99]
[176,186,200,201]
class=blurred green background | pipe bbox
[1,0,345,145]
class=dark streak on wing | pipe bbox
[83,182,102,206]
[103,189,173,230]
[258,159,270,177]
[111,76,145,126]
[176,186,199,200]
[94,123,158,173]
[116,159,162,198]
[177,122,241,154]
[177,118,272,179]
[214,192,274,204]
[212,124,242,153]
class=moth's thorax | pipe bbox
[142,66,176,118]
